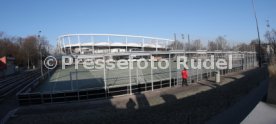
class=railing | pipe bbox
[17,51,258,106]
[17,66,247,106]
[16,68,56,95]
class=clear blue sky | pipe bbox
[1,0,275,46]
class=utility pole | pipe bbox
[251,0,262,67]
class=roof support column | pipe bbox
[91,35,94,55]
[108,35,110,53]
[125,36,128,52]
[68,37,72,54]
[78,35,81,54]
[156,40,158,51]
[142,38,145,51]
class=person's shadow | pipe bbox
[126,98,136,110]
[160,94,177,104]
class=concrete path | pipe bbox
[241,102,276,124]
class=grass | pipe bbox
[267,58,276,104]
[268,60,276,79]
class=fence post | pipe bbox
[70,72,73,91]
[136,64,138,85]
[196,53,198,83]
[253,53,255,67]
[76,69,78,90]
[103,56,107,97]
[169,53,172,87]
[176,54,180,85]
[150,54,153,91]
[129,55,132,94]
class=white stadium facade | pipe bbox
[57,34,174,55]
[55,33,257,66]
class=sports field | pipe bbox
[33,60,211,93]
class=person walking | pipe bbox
[181,68,188,86]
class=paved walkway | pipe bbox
[241,102,276,124]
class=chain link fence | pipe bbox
[17,51,257,105]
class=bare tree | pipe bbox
[235,43,254,51]
[0,32,4,38]
[264,29,276,54]
[207,41,217,51]
[250,38,263,57]
[190,39,203,51]
[207,36,229,51]
[0,32,51,68]
[22,36,40,68]
[215,36,229,51]
[167,40,184,50]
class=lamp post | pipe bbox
[251,0,262,67]
[38,31,44,78]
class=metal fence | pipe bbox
[17,51,257,105]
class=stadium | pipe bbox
[16,33,258,105]
[56,34,174,55]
